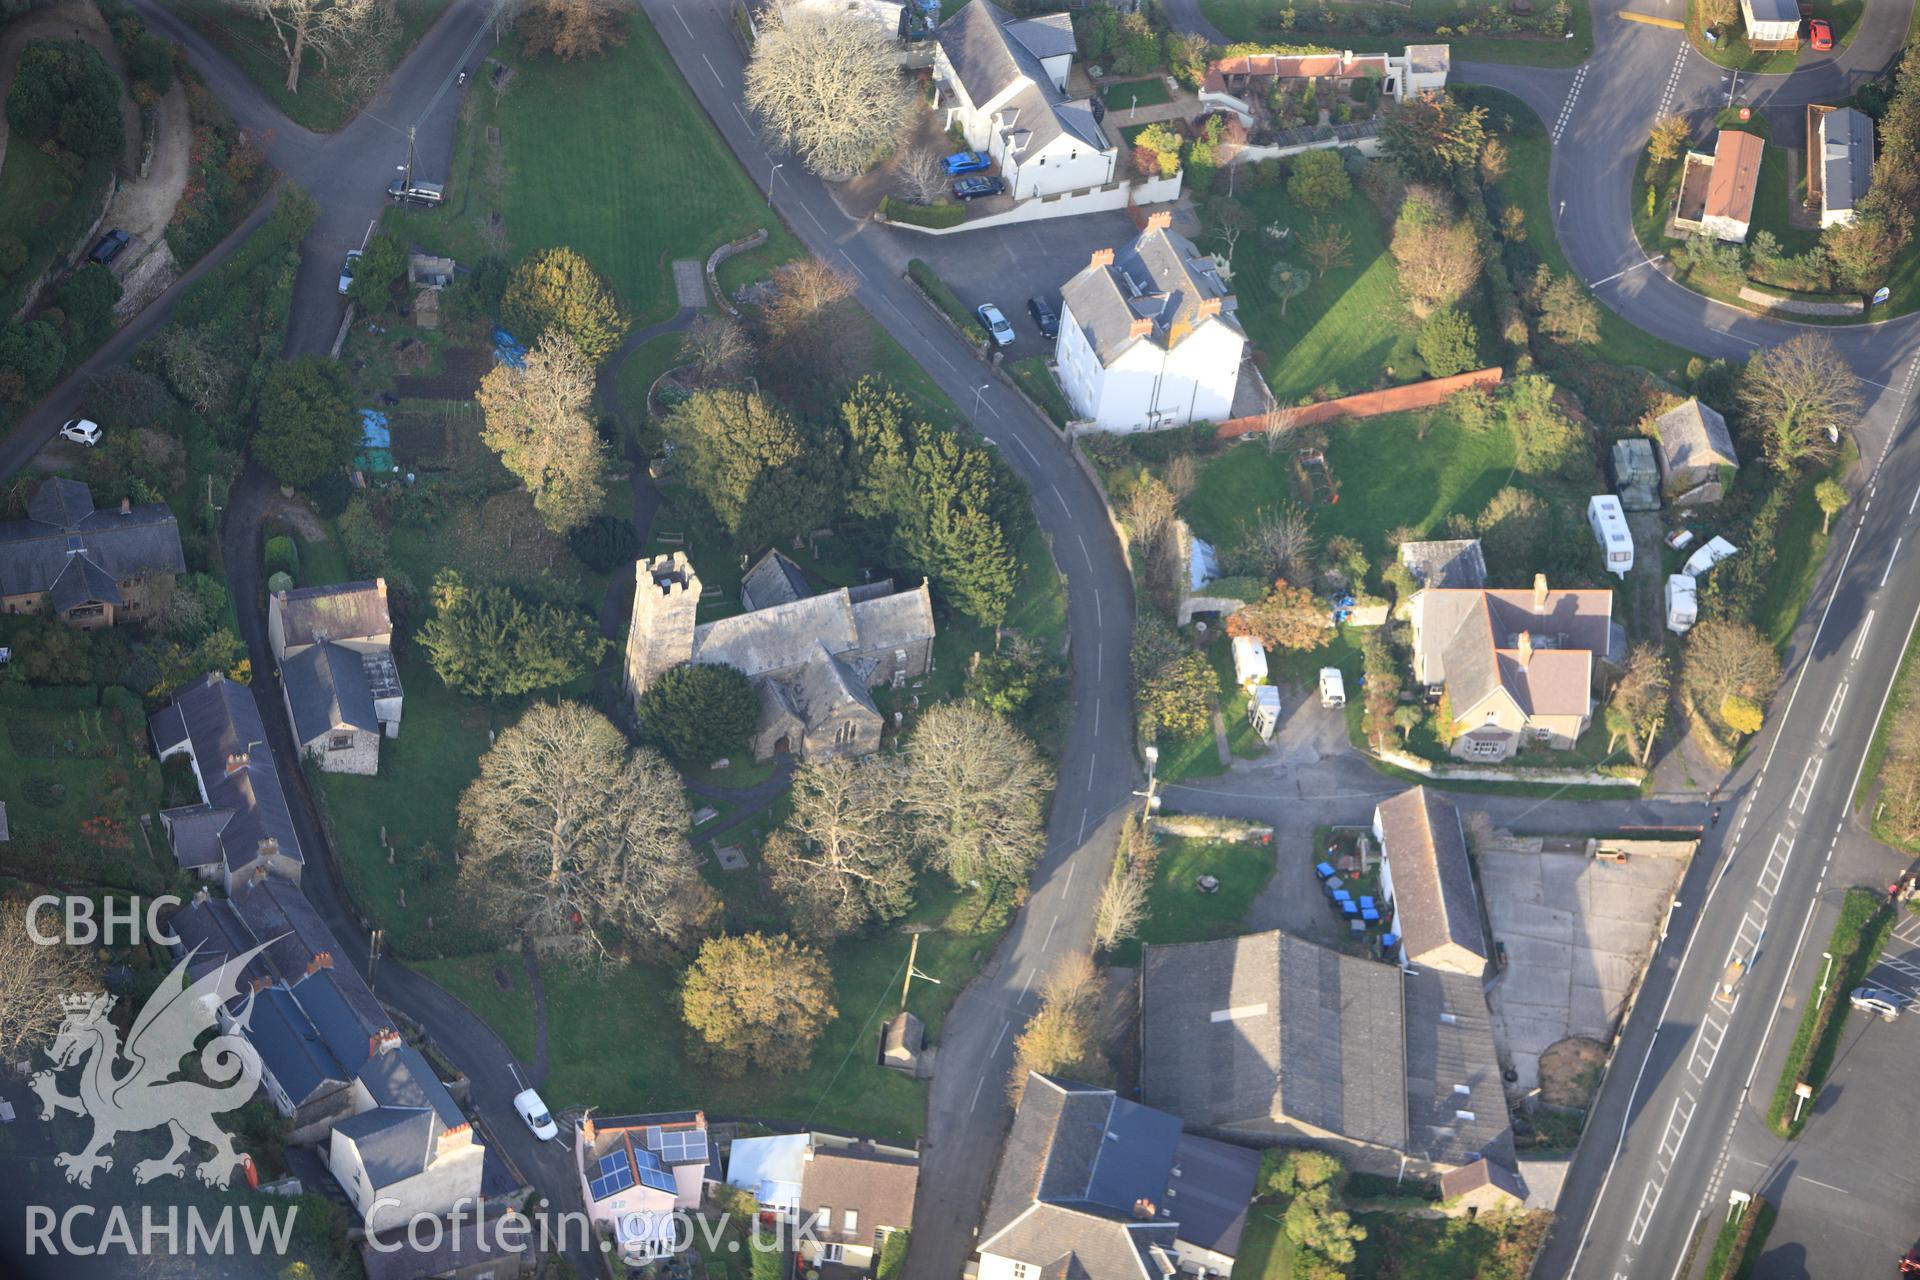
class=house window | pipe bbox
[836,720,858,746]
[1533,727,1553,741]
[1468,739,1502,759]
[821,1244,845,1263]
[1010,1264,1037,1280]
[844,1209,858,1232]
[329,734,353,751]
[816,1207,831,1231]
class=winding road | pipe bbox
[1,0,1918,1276]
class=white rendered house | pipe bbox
[934,0,1117,201]
[1055,212,1245,433]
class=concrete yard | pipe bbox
[1479,834,1693,1094]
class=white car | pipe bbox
[339,249,362,296]
[513,1088,558,1140]
[1849,987,1903,1021]
[976,303,1015,347]
[59,419,102,447]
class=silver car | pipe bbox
[976,303,1014,347]
[1849,986,1903,1020]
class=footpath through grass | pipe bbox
[1766,887,1897,1137]
[172,0,451,131]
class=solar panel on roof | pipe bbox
[589,1151,636,1201]
[654,1128,708,1165]
[633,1147,677,1194]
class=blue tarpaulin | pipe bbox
[492,328,527,369]
[360,409,390,448]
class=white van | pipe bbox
[1318,667,1346,707]
[1587,494,1634,579]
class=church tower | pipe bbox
[624,553,702,701]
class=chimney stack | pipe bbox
[258,837,279,861]
[1090,247,1115,269]
[1196,297,1222,318]
[1128,317,1154,339]
[1145,210,1172,231]
[582,1115,598,1145]
[1532,572,1549,612]
[225,752,248,774]
[1517,631,1533,666]
[1132,1198,1159,1220]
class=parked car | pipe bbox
[1808,17,1833,48]
[513,1088,558,1140]
[387,178,445,205]
[976,303,1015,347]
[943,150,990,174]
[338,249,362,296]
[1850,987,1903,1020]
[953,176,1004,201]
[1027,295,1059,339]
[59,418,102,446]
[87,230,130,266]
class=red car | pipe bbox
[1809,18,1834,50]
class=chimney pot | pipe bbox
[1090,247,1115,269]
[1532,572,1549,611]
[1196,297,1222,318]
[1145,210,1172,231]
[225,752,248,774]
[1128,317,1154,339]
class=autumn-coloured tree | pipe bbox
[1227,579,1327,651]
[1008,953,1103,1101]
[1647,114,1691,166]
[518,0,629,60]
[502,247,628,365]
[1816,477,1850,533]
[476,331,608,534]
[681,933,836,1075]
[1391,186,1483,315]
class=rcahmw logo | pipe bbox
[25,1204,298,1257]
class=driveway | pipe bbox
[901,210,1138,360]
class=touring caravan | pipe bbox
[1587,494,1634,579]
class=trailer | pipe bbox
[1587,494,1634,579]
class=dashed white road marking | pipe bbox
[1883,538,1903,587]
[969,1076,986,1112]
[676,9,694,37]
[1790,757,1822,813]
[1042,914,1059,949]
[1629,1180,1664,1246]
[1656,44,1690,117]
[1854,609,1876,661]
[1821,681,1849,737]
[700,53,722,86]
[1552,64,1590,143]
[1757,833,1792,899]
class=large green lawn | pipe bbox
[1199,0,1594,66]
[0,697,171,895]
[1099,77,1172,110]
[391,17,801,325]
[172,0,451,131]
[414,881,998,1142]
[1227,185,1420,403]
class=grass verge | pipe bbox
[1105,836,1276,965]
[1702,1197,1777,1280]
[1765,887,1896,1137]
[1007,356,1071,428]
[1855,601,1920,817]
[1752,440,1858,653]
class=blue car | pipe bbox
[944,150,990,174]
[953,176,1004,201]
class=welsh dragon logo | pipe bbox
[31,944,268,1189]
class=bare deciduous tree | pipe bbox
[679,313,755,387]
[897,149,950,206]
[1390,185,1484,315]
[1302,218,1354,278]
[1682,619,1780,714]
[1609,643,1671,765]
[764,759,914,942]
[1120,476,1178,547]
[1009,952,1102,1102]
[901,702,1049,890]
[1212,198,1254,265]
[1163,452,1197,500]
[744,7,912,181]
[457,701,714,962]
[1259,402,1303,454]
[1233,504,1316,583]
[0,899,99,1065]
[332,1,398,101]
[759,256,870,386]
[476,332,608,534]
[1092,869,1148,952]
[1737,332,1862,473]
[235,0,379,94]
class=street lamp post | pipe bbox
[1818,949,1834,1006]
[768,160,784,206]
[973,382,991,417]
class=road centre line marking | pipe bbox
[991,1020,1010,1055]
[1053,484,1070,514]
[1822,681,1848,736]
[1013,435,1038,464]
[802,204,828,234]
[1790,757,1822,813]
[1910,485,1920,514]
[1758,833,1791,898]
[969,1076,986,1112]
[1854,608,1876,661]
[1017,969,1034,1001]
[1064,863,1075,892]
[1092,701,1100,737]
[1077,533,1091,568]
[677,8,693,36]
[1884,539,1903,587]
[1043,915,1059,949]
[701,53,722,86]
[1087,753,1096,790]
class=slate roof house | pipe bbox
[1408,575,1618,761]
[798,1140,921,1273]
[577,1112,714,1263]
[975,1074,1260,1279]
[1056,212,1246,433]
[934,0,1117,201]
[1818,107,1875,227]
[268,580,403,774]
[625,551,934,762]
[150,673,306,890]
[1396,539,1488,591]
[0,478,185,629]
[328,1044,486,1233]
[168,881,400,1139]
[1373,787,1486,975]
[1440,1157,1528,1215]
[1139,930,1515,1179]
[1651,398,1738,506]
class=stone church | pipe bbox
[623,551,936,761]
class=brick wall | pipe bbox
[1215,367,1505,440]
